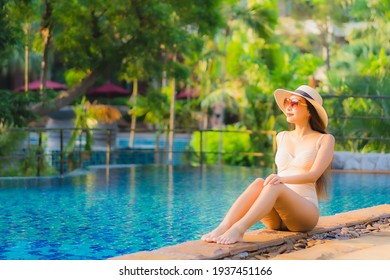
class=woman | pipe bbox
[202,85,335,245]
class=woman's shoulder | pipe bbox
[276,131,289,142]
[317,133,335,148]
[318,133,335,141]
[276,131,334,143]
[323,133,335,144]
[276,130,292,137]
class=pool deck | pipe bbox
[271,227,390,260]
[111,204,390,260]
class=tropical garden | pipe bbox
[0,0,389,176]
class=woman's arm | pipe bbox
[265,134,335,186]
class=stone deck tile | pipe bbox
[271,240,371,260]
[110,251,176,260]
[333,230,390,260]
[110,231,307,260]
[272,228,390,260]
[111,204,390,260]
[328,204,390,227]
[243,229,307,249]
[157,240,234,260]
[307,204,390,235]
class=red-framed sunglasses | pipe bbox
[283,97,307,109]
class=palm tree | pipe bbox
[128,88,171,164]
[4,0,42,92]
[194,0,278,129]
[66,97,121,169]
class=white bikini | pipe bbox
[275,131,326,208]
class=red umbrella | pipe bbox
[176,89,199,99]
[14,80,68,92]
[86,81,130,98]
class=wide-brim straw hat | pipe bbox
[273,85,328,128]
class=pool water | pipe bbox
[0,166,389,260]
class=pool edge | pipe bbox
[110,204,390,260]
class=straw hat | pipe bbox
[273,85,328,128]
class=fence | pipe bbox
[323,94,390,153]
[0,127,277,177]
[1,93,389,177]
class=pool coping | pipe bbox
[110,204,390,260]
[1,165,388,180]
[331,169,390,174]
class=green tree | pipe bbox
[65,97,121,170]
[0,90,36,126]
[0,0,16,59]
[4,0,42,93]
[286,0,351,70]
[185,125,256,166]
[178,0,279,133]
[27,0,223,117]
[128,87,171,160]
[66,97,121,153]
[326,0,390,152]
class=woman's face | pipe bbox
[284,95,310,124]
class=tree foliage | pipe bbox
[2,0,223,115]
[0,90,36,126]
[325,0,390,152]
[1,0,389,157]
[0,0,17,59]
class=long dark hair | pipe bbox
[290,100,331,200]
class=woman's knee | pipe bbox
[248,178,264,191]
[254,178,265,185]
[262,181,283,193]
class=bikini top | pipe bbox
[275,131,326,174]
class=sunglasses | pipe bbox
[283,97,307,109]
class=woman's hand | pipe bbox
[264,174,284,187]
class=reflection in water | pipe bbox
[166,165,174,240]
[128,166,136,206]
[105,166,110,185]
[85,172,96,208]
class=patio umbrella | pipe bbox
[86,81,130,98]
[14,80,68,92]
[176,89,198,99]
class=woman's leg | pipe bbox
[214,183,319,244]
[201,178,265,242]
[260,208,285,230]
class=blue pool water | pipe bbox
[0,166,389,260]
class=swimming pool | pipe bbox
[0,166,389,260]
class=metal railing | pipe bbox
[1,127,277,177]
[1,92,389,177]
[323,94,390,152]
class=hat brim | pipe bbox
[274,89,328,128]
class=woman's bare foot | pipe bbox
[201,224,230,242]
[215,224,245,245]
